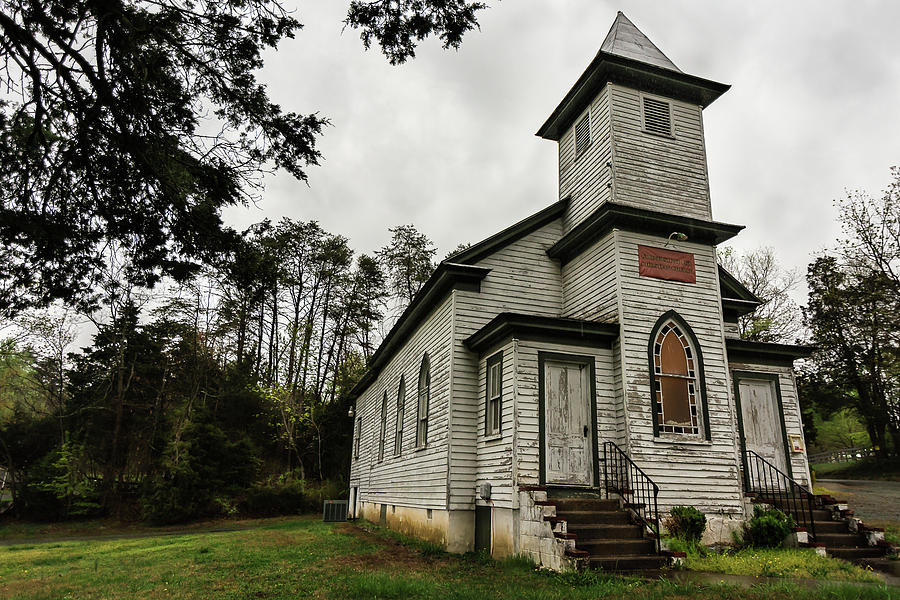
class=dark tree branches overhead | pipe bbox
[346,0,487,65]
[0,0,324,314]
[0,0,486,315]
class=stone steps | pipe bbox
[546,490,664,573]
[750,491,896,568]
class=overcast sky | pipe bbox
[223,0,900,299]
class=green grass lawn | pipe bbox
[1,516,895,600]
[680,547,880,582]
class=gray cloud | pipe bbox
[226,0,900,300]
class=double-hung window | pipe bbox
[485,352,503,435]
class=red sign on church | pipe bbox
[637,245,696,283]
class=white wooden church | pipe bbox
[348,12,815,571]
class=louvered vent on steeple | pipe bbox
[574,113,590,158]
[642,96,673,136]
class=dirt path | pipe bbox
[817,479,900,523]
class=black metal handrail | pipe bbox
[603,441,660,553]
[743,450,819,541]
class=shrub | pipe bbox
[237,478,345,517]
[141,418,260,524]
[239,480,306,517]
[741,505,795,548]
[664,505,707,542]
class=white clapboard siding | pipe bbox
[608,84,712,222]
[613,229,744,514]
[514,340,617,486]
[728,362,812,486]
[561,232,617,322]
[723,320,740,339]
[470,339,516,508]
[448,221,565,510]
[349,295,454,509]
[559,84,613,233]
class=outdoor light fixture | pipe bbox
[664,231,688,248]
[347,406,355,418]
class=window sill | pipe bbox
[414,444,428,452]
[653,436,711,446]
[482,433,503,442]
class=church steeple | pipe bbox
[599,11,682,73]
[536,13,728,141]
[537,13,732,232]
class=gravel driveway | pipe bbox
[817,479,900,523]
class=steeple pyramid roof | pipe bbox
[599,12,681,73]
[536,12,729,141]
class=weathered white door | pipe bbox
[739,378,788,475]
[544,359,593,485]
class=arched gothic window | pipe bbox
[394,377,405,456]
[651,313,706,437]
[416,355,430,447]
[378,391,388,462]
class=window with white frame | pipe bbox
[416,355,430,447]
[485,352,502,435]
[353,416,362,459]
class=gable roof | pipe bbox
[600,11,681,73]
[349,262,490,399]
[536,13,729,141]
[350,200,568,401]
[445,198,569,265]
[718,265,762,319]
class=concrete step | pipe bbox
[828,546,887,560]
[816,532,868,547]
[552,497,619,511]
[576,539,656,556]
[547,486,601,499]
[566,523,644,541]
[811,520,850,534]
[590,555,669,572]
[556,510,631,525]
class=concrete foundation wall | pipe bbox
[357,502,475,553]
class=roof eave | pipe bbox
[349,262,491,400]
[465,313,620,353]
[536,51,730,141]
[446,197,569,265]
[726,339,816,366]
[546,202,744,264]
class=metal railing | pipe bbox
[743,450,819,541]
[603,441,660,553]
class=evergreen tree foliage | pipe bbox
[0,0,488,315]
